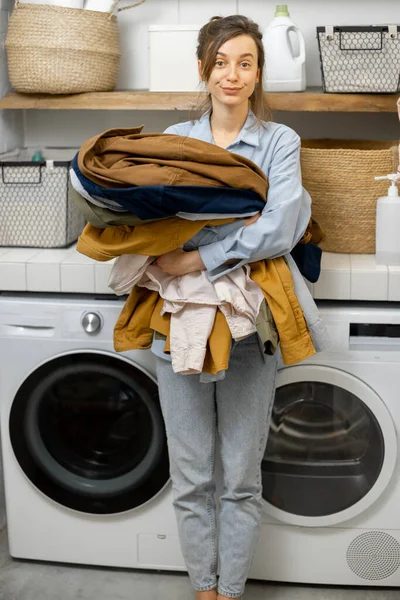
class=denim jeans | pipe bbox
[156,334,278,598]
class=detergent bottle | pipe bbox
[263,5,306,92]
[374,174,400,265]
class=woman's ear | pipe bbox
[256,68,260,84]
[198,60,204,81]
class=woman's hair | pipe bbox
[195,15,271,122]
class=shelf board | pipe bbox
[0,88,399,112]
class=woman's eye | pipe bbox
[215,61,225,67]
[241,62,251,68]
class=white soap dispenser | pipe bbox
[374,174,400,265]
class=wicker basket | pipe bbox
[5,0,144,94]
[301,140,399,254]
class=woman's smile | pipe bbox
[221,87,243,95]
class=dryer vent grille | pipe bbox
[347,531,400,581]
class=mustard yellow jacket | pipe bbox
[77,221,316,372]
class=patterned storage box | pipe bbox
[0,148,85,248]
[317,25,400,93]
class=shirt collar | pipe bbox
[188,109,261,148]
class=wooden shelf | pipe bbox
[0,88,399,112]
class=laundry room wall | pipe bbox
[0,0,23,154]
[22,0,399,148]
[0,0,22,531]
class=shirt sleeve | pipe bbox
[163,125,181,135]
[198,129,311,281]
[163,123,192,136]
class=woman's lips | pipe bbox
[221,87,242,95]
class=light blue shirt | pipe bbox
[164,110,311,282]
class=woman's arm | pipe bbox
[197,130,311,281]
[157,126,311,279]
[156,213,261,275]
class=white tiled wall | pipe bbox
[24,109,399,148]
[242,0,400,88]
[117,0,400,91]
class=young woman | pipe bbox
[155,15,311,600]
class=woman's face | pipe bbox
[200,34,260,109]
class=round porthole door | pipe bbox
[9,351,169,515]
[262,365,397,527]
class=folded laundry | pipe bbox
[74,126,328,374]
[71,167,259,221]
[109,254,264,375]
[70,169,128,212]
[71,155,265,220]
[78,222,317,370]
[69,186,164,228]
[77,126,269,197]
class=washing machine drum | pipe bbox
[9,352,169,515]
[261,365,395,524]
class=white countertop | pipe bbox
[0,246,398,301]
[0,245,116,295]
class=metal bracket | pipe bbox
[325,25,334,41]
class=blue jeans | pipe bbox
[156,334,278,598]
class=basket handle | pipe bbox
[109,0,146,16]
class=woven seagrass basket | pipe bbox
[301,140,399,254]
[5,0,144,94]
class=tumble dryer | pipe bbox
[251,302,400,586]
[0,293,185,570]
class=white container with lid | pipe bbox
[149,25,201,92]
[375,174,400,265]
[19,0,84,7]
[263,4,306,92]
[84,0,114,11]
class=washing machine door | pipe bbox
[9,351,169,515]
[262,365,398,527]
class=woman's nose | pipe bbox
[227,65,239,81]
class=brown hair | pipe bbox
[196,15,271,122]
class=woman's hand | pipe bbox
[156,249,206,276]
[244,212,261,226]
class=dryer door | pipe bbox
[262,365,397,527]
[9,351,169,515]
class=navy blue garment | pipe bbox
[72,154,265,220]
[290,242,322,283]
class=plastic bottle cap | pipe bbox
[31,151,44,162]
[374,174,400,197]
[388,181,399,197]
[275,4,290,17]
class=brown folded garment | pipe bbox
[78,126,269,200]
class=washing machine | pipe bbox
[250,301,400,586]
[0,293,185,571]
[3,294,400,585]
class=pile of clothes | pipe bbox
[71,126,329,377]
